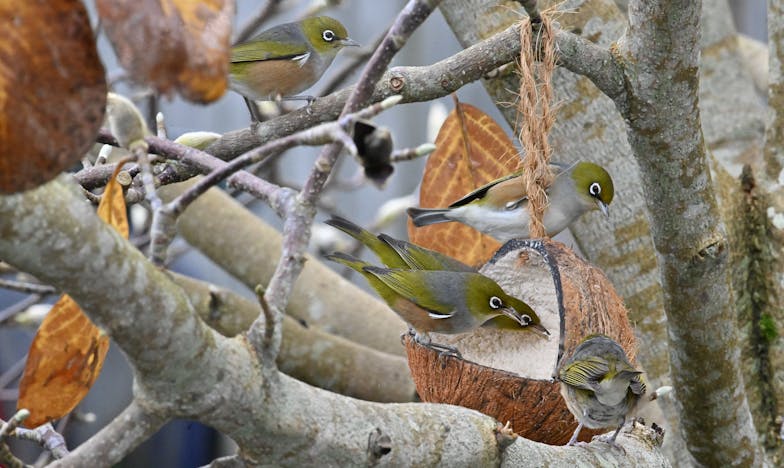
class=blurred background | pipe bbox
[0,0,768,466]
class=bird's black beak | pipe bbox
[597,200,610,217]
[501,307,550,337]
[340,38,361,47]
[528,322,551,337]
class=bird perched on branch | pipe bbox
[557,334,646,447]
[408,161,614,241]
[229,16,359,109]
[325,251,549,356]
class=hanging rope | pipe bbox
[517,13,557,238]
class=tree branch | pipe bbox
[171,273,416,403]
[203,17,617,163]
[49,399,166,467]
[0,177,667,466]
[617,0,761,464]
[156,179,407,356]
[246,0,442,368]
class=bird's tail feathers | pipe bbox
[324,251,369,273]
[407,207,451,227]
[325,216,376,244]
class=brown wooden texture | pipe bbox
[405,239,636,445]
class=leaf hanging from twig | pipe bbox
[408,103,520,266]
[17,164,129,427]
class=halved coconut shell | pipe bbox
[404,239,637,445]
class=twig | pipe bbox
[0,278,57,295]
[33,414,72,467]
[148,97,399,265]
[319,29,388,96]
[0,409,28,441]
[0,356,27,390]
[233,0,283,45]
[93,130,292,217]
[0,294,43,324]
[390,143,437,163]
[13,423,69,460]
[47,399,166,466]
[0,442,25,468]
[247,0,442,369]
[515,0,541,23]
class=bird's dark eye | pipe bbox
[489,296,503,309]
[589,182,601,197]
[322,30,335,42]
[521,314,532,325]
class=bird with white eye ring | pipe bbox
[228,16,360,119]
[325,251,550,356]
[408,161,614,241]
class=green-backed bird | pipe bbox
[326,252,549,355]
[229,16,359,103]
[324,216,473,272]
[325,216,528,331]
[558,334,646,447]
[407,161,614,241]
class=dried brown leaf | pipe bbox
[408,104,520,266]
[17,295,110,428]
[97,0,233,103]
[0,0,107,193]
[96,162,130,238]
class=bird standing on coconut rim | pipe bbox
[408,161,614,241]
[557,334,646,448]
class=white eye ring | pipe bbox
[521,314,532,325]
[589,182,601,196]
[489,296,503,309]
[322,30,335,42]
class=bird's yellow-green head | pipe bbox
[570,161,614,216]
[300,16,358,55]
[464,274,550,336]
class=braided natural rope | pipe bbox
[517,15,557,238]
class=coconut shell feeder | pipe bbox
[404,238,637,445]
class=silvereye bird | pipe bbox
[325,252,549,355]
[229,16,359,103]
[407,161,614,241]
[557,334,646,447]
[326,216,529,332]
[324,216,473,272]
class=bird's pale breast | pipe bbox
[229,56,320,100]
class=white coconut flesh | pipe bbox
[429,244,561,380]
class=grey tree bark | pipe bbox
[3,0,782,465]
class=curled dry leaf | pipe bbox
[408,103,521,267]
[0,0,106,193]
[97,0,234,103]
[17,164,128,427]
[17,295,110,428]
